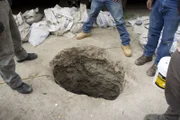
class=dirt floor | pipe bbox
[0,6,168,120]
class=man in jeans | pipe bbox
[135,0,180,77]
[0,0,37,94]
[144,48,180,120]
[76,0,132,57]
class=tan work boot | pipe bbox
[121,45,132,57]
[135,55,153,66]
[147,64,157,77]
[76,32,92,40]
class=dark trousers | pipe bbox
[163,50,180,120]
[0,0,28,88]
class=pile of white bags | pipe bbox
[14,4,116,47]
[128,16,180,53]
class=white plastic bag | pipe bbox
[29,22,50,47]
[71,23,83,34]
[139,32,148,49]
[44,6,74,34]
[80,3,88,23]
[14,12,31,42]
[103,11,115,27]
[23,8,39,19]
[170,34,180,53]
[96,12,108,28]
[96,11,115,28]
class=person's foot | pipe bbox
[147,64,157,77]
[144,114,166,120]
[13,83,33,94]
[135,55,153,66]
[121,45,132,57]
[17,53,38,63]
[76,32,92,40]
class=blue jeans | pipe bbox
[144,0,180,65]
[82,0,130,46]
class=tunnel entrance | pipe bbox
[50,46,125,100]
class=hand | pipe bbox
[147,0,154,10]
[0,22,4,34]
[113,0,120,2]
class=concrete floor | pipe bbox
[0,7,168,120]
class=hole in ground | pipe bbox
[50,45,125,100]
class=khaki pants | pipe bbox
[0,0,28,88]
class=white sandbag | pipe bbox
[14,12,31,42]
[14,12,24,25]
[23,8,43,25]
[63,32,75,38]
[70,7,81,23]
[139,32,148,49]
[128,19,136,27]
[44,8,58,24]
[29,22,50,47]
[23,8,39,19]
[170,34,180,53]
[103,11,115,27]
[44,6,74,34]
[96,12,108,28]
[70,23,83,34]
[18,23,30,42]
[80,3,88,23]
[97,11,115,28]
[139,28,180,54]
[54,4,62,9]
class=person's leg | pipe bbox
[144,50,180,120]
[82,0,104,33]
[144,1,164,57]
[105,0,131,57]
[154,8,180,65]
[147,5,180,77]
[9,8,37,62]
[0,1,32,94]
[9,10,28,60]
[165,50,180,118]
[0,0,22,89]
[163,107,180,120]
[105,0,130,46]
[76,0,104,40]
[135,1,164,66]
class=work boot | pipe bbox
[144,114,167,120]
[13,83,33,94]
[121,45,132,57]
[135,55,153,66]
[147,64,157,77]
[76,32,92,40]
[17,53,38,63]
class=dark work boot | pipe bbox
[144,114,167,120]
[135,55,153,66]
[17,53,38,63]
[13,83,33,94]
[147,64,157,77]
